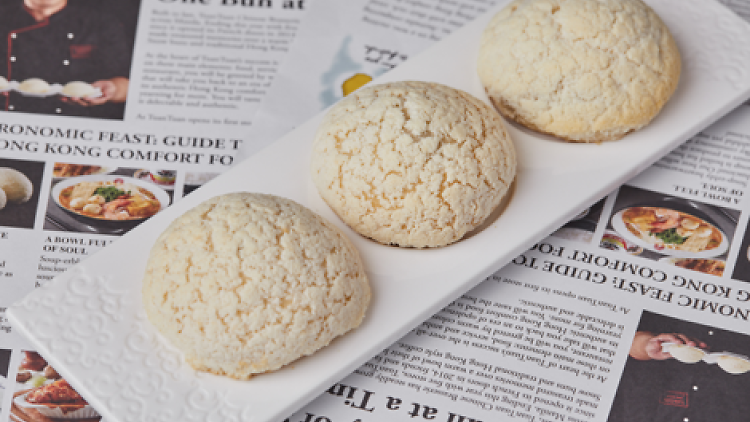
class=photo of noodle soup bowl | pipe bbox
[611,206,728,259]
[51,175,170,229]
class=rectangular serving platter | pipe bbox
[8,1,750,421]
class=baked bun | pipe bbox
[311,81,516,248]
[667,343,705,364]
[142,192,370,379]
[477,0,681,142]
[18,78,51,94]
[717,355,750,375]
[0,167,33,203]
[62,81,97,97]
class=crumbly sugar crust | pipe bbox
[477,0,681,142]
[142,192,371,379]
[311,81,517,248]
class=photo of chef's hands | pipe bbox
[609,311,750,422]
[11,351,101,422]
[0,0,140,120]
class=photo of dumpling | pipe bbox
[62,81,97,98]
[0,167,33,204]
[667,343,706,363]
[716,355,750,374]
[17,78,51,94]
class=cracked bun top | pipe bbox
[311,81,517,248]
[477,0,681,142]
[142,192,370,379]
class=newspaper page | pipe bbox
[0,1,308,421]
[241,0,747,159]
[236,1,750,422]
[128,0,307,134]
[278,103,750,422]
[0,1,748,422]
[238,0,501,159]
[719,0,750,21]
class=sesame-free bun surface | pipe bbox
[62,81,96,97]
[18,78,51,94]
[0,167,33,203]
[667,343,705,364]
[478,0,681,142]
[311,81,516,248]
[142,192,370,379]
[717,355,750,375]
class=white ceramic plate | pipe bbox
[611,209,730,258]
[8,1,750,422]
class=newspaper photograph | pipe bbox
[1,0,750,421]
[0,0,308,420]
[280,105,750,422]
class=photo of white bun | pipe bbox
[716,355,750,374]
[61,81,97,98]
[0,76,8,90]
[666,343,706,363]
[18,78,51,94]
[0,167,33,203]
